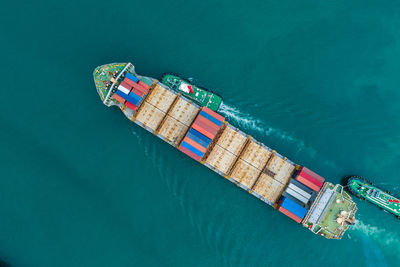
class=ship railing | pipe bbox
[103,63,133,106]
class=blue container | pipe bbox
[128,91,142,103]
[186,131,210,148]
[181,141,204,157]
[199,111,223,126]
[281,197,307,218]
[116,90,129,100]
[126,73,139,83]
[282,191,308,209]
[125,94,140,106]
[188,128,212,145]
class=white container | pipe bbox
[286,187,309,204]
[118,84,130,95]
[288,183,312,199]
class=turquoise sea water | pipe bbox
[1,0,400,266]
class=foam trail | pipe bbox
[219,103,313,156]
[130,129,143,144]
[350,219,400,255]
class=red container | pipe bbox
[296,176,321,192]
[132,82,149,94]
[112,94,126,104]
[125,101,138,111]
[195,115,220,131]
[123,77,137,87]
[297,169,323,188]
[183,137,207,153]
[120,80,132,90]
[179,145,202,161]
[193,118,218,136]
[301,167,325,183]
[131,87,145,98]
[192,123,215,139]
[278,206,302,223]
[202,106,225,122]
[138,80,151,90]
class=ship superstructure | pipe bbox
[93,62,358,239]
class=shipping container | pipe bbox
[179,145,202,161]
[183,137,207,153]
[289,178,314,195]
[126,92,141,106]
[282,191,307,208]
[202,107,225,123]
[112,93,126,104]
[193,116,219,133]
[181,141,204,157]
[297,169,324,188]
[141,77,154,87]
[126,73,139,83]
[192,123,215,139]
[195,115,220,130]
[187,128,211,147]
[120,81,132,90]
[301,167,325,183]
[116,90,129,100]
[138,80,151,90]
[199,110,223,126]
[125,101,138,111]
[280,197,307,219]
[130,86,146,98]
[192,119,218,136]
[288,183,312,199]
[296,176,321,192]
[278,206,302,223]
[117,85,130,95]
[123,77,137,87]
[131,82,149,94]
[285,187,309,204]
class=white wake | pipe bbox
[218,103,314,155]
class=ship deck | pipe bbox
[305,184,357,239]
[93,63,127,101]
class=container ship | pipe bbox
[93,62,358,240]
[347,175,400,218]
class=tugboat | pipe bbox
[161,74,223,111]
[346,175,400,218]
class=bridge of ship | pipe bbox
[305,183,357,239]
